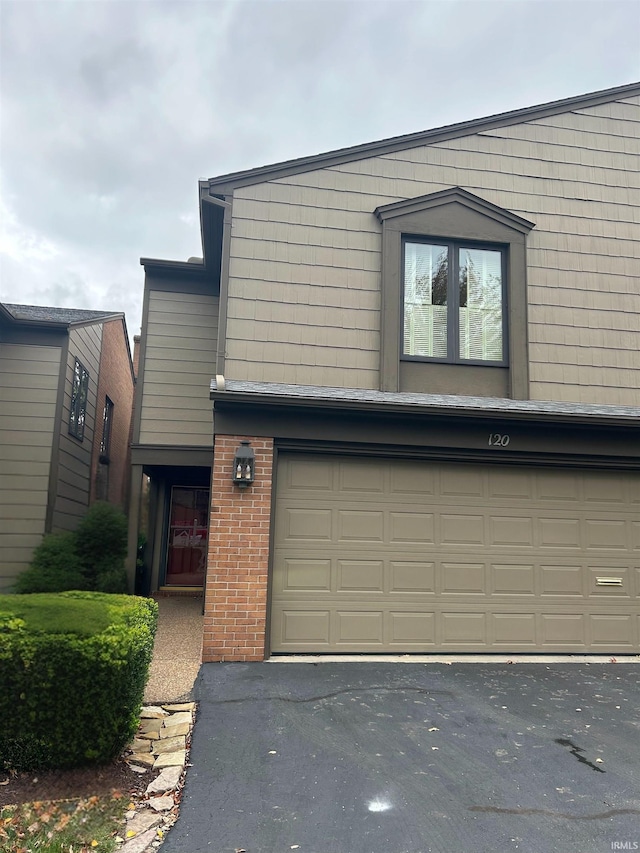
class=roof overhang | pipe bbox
[210,381,640,430]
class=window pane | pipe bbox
[458,248,503,361]
[404,242,448,358]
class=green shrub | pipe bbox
[75,502,129,593]
[0,591,158,771]
[13,532,87,594]
[95,567,129,594]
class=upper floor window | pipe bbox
[69,359,89,440]
[403,239,506,364]
[375,187,534,399]
[100,396,114,462]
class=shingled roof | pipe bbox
[211,380,640,427]
[1,303,121,326]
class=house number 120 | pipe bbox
[488,433,510,447]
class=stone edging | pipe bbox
[116,702,195,852]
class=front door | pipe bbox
[166,486,209,587]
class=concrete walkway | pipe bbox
[144,596,203,704]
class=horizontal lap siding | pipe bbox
[226,95,639,404]
[0,343,60,590]
[52,325,102,532]
[139,291,218,446]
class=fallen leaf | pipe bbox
[126,829,136,838]
[91,841,99,848]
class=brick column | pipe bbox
[203,435,274,661]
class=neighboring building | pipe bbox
[129,82,640,659]
[0,304,135,592]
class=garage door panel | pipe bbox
[279,507,332,541]
[389,512,435,543]
[336,611,384,644]
[441,562,486,595]
[584,473,628,503]
[284,458,334,491]
[590,614,635,646]
[441,612,487,644]
[490,516,534,547]
[389,612,436,644]
[488,468,532,500]
[337,560,384,592]
[440,514,484,545]
[337,460,385,493]
[536,472,581,502]
[338,510,384,541]
[491,564,536,596]
[541,613,585,645]
[271,454,638,653]
[279,610,330,644]
[390,561,435,593]
[440,466,485,498]
[539,517,581,548]
[585,519,628,550]
[278,558,332,592]
[540,565,584,596]
[492,613,537,645]
[389,461,437,495]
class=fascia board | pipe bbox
[209,389,640,429]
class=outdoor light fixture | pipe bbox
[232,441,255,488]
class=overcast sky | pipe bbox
[1,0,639,341]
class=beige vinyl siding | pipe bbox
[225,94,640,404]
[51,325,102,532]
[0,343,60,591]
[139,290,218,446]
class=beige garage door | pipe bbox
[271,454,639,653]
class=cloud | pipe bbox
[1,0,638,340]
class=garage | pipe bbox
[270,453,639,653]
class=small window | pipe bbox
[403,239,506,365]
[100,396,114,462]
[69,359,89,440]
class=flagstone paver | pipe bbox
[117,703,195,852]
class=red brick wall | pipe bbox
[203,434,274,662]
[90,319,135,508]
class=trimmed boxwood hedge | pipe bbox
[0,591,158,771]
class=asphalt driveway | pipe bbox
[162,662,640,853]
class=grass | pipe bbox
[0,794,132,852]
[0,594,111,636]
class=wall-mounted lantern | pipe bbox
[232,441,255,488]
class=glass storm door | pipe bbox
[166,486,209,586]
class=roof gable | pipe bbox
[374,187,535,234]
[204,81,640,193]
